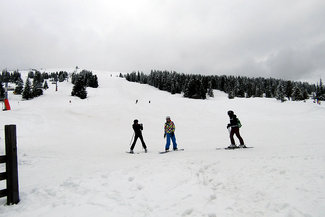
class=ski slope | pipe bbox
[0,70,324,217]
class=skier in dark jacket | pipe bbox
[130,119,147,153]
[227,110,246,148]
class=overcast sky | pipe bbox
[1,0,324,82]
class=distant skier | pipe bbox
[130,119,147,153]
[227,110,246,148]
[164,116,178,151]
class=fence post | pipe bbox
[5,125,20,205]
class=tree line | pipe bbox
[0,69,99,101]
[0,69,68,100]
[124,70,324,102]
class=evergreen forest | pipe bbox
[124,70,325,102]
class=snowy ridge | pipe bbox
[0,70,324,217]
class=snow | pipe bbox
[0,70,324,217]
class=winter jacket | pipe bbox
[228,115,240,128]
[133,123,143,135]
[164,121,175,134]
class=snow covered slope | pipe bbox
[0,70,324,217]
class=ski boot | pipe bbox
[227,144,238,149]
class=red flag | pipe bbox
[4,99,11,110]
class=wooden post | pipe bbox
[0,156,7,199]
[5,125,20,205]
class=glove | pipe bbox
[164,133,166,138]
[171,132,175,137]
[227,124,230,129]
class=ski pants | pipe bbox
[165,133,177,150]
[131,134,147,150]
[230,127,244,145]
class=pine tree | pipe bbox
[234,79,245,97]
[228,90,235,99]
[12,70,22,83]
[265,87,273,98]
[184,76,199,99]
[58,71,68,82]
[32,86,43,97]
[14,77,24,95]
[315,79,325,100]
[285,81,293,100]
[254,85,263,97]
[43,81,49,90]
[207,81,214,97]
[32,76,43,97]
[275,82,286,102]
[34,71,44,84]
[302,89,309,100]
[170,82,176,94]
[52,72,58,83]
[22,78,33,100]
[292,84,304,101]
[199,79,207,99]
[1,69,10,83]
[176,80,182,94]
[42,72,49,80]
[28,71,35,79]
[0,81,5,99]
[59,73,65,82]
[183,77,198,98]
[88,75,99,88]
[71,77,87,99]
[183,78,190,98]
[245,82,254,98]
[219,76,226,92]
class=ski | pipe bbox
[216,147,253,150]
[126,151,148,154]
[159,148,184,154]
[126,151,139,154]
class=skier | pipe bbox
[164,116,178,151]
[130,119,147,153]
[227,110,246,148]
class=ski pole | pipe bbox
[129,132,135,146]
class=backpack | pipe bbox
[237,118,242,128]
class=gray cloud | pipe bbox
[1,0,324,82]
[263,41,325,81]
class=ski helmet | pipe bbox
[227,110,234,116]
[134,119,138,123]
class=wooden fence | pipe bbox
[0,125,20,205]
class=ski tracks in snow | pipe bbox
[1,153,322,217]
[182,157,321,217]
